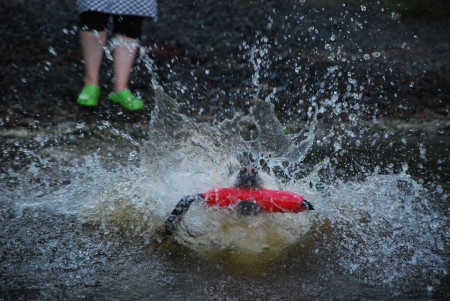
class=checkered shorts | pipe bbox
[77,0,158,21]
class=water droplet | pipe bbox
[371,52,380,58]
[128,150,137,161]
[363,54,370,60]
[419,143,427,160]
[402,163,409,172]
[360,5,366,11]
[48,47,57,56]
[334,142,342,151]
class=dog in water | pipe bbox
[164,166,314,235]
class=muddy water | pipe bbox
[1,0,449,298]
[1,82,448,300]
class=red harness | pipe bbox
[202,188,307,213]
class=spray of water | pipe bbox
[1,3,448,298]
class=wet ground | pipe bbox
[1,0,449,197]
[1,0,449,126]
[1,0,449,300]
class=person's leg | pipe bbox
[111,15,143,92]
[80,30,107,87]
[108,15,144,110]
[77,11,109,106]
[111,34,140,92]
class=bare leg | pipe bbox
[112,34,140,92]
[80,30,107,86]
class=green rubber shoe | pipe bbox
[109,89,144,111]
[76,85,101,107]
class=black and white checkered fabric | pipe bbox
[77,0,157,20]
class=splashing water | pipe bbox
[1,4,449,300]
[2,79,447,298]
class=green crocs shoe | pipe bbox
[76,85,101,107]
[109,89,144,111]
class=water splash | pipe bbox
[1,76,447,299]
[2,3,449,299]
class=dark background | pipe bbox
[0,0,449,128]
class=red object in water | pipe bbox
[203,188,308,213]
